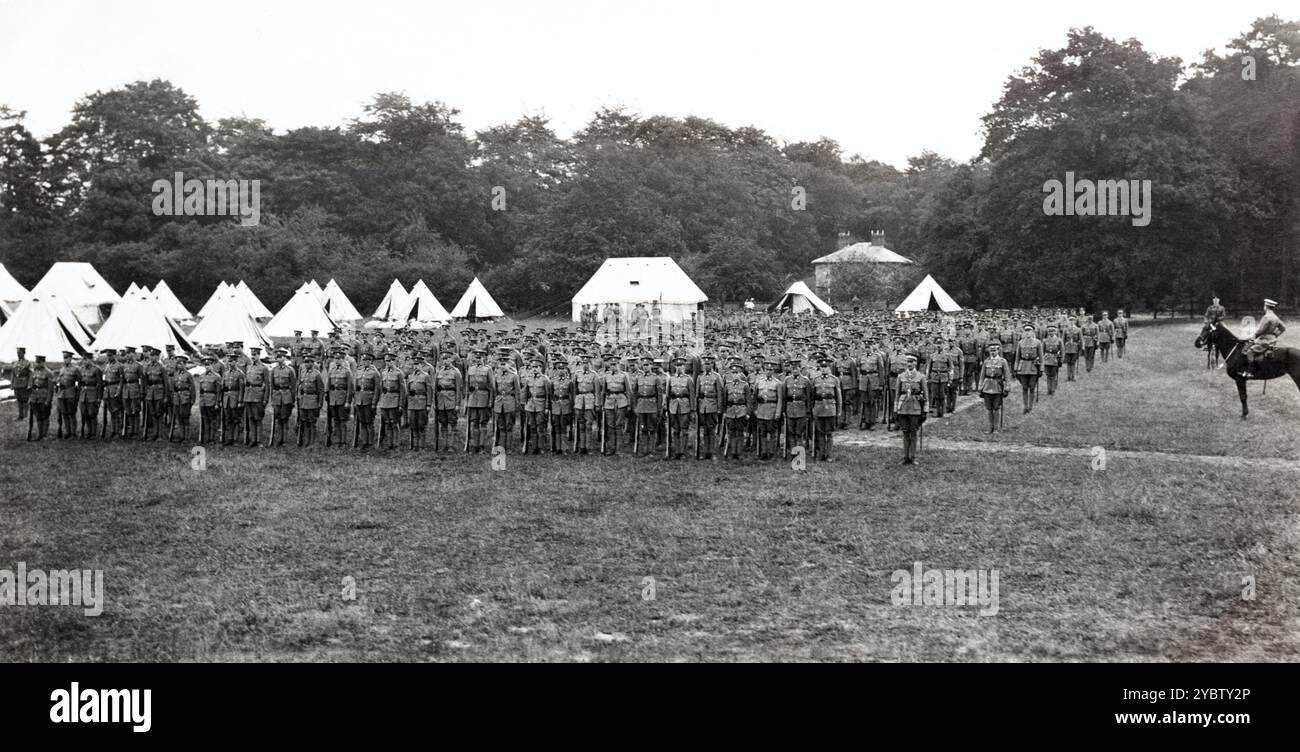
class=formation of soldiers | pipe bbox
[6,305,1131,464]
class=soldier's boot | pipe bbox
[36,416,48,440]
[16,399,26,421]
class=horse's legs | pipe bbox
[1235,376,1249,419]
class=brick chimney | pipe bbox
[870,230,886,246]
[836,231,854,250]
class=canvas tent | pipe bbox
[92,289,198,355]
[391,280,450,328]
[264,289,339,338]
[125,282,144,296]
[320,279,363,321]
[894,274,961,313]
[371,279,409,320]
[450,277,505,320]
[196,282,230,318]
[152,280,194,321]
[0,263,27,307]
[296,279,326,304]
[188,291,274,354]
[769,281,834,316]
[0,295,95,362]
[0,299,13,327]
[30,262,121,325]
[570,257,707,324]
[235,280,274,319]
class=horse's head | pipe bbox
[1194,323,1213,349]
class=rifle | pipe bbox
[572,411,580,454]
[353,407,360,448]
[296,409,304,446]
[26,403,33,441]
[600,409,607,454]
[243,404,251,446]
[379,413,387,448]
[464,408,471,452]
[100,398,108,439]
[695,409,702,460]
[523,414,530,453]
[168,404,177,442]
[138,400,148,442]
[664,408,671,459]
[200,406,207,444]
[325,407,333,447]
[632,413,640,455]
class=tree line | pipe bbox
[0,18,1296,315]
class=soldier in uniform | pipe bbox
[376,352,406,450]
[1246,298,1286,375]
[324,346,354,447]
[856,342,885,430]
[141,347,172,440]
[600,355,630,455]
[463,348,494,453]
[10,347,32,422]
[220,351,246,445]
[120,347,142,439]
[810,354,841,461]
[1113,309,1129,359]
[405,350,434,450]
[631,354,663,456]
[835,348,858,429]
[695,353,723,460]
[1041,324,1063,395]
[663,355,695,459]
[268,348,297,446]
[1204,296,1226,325]
[572,352,601,455]
[54,351,80,440]
[521,357,551,455]
[781,356,811,456]
[26,355,55,441]
[492,350,521,452]
[957,325,979,394]
[885,343,906,431]
[241,347,270,446]
[979,342,1013,433]
[926,336,949,418]
[434,348,464,453]
[296,353,324,446]
[895,354,927,465]
[197,353,223,444]
[352,352,381,449]
[1014,323,1043,413]
[1062,317,1082,381]
[99,348,123,439]
[548,355,573,455]
[1097,311,1114,362]
[721,358,751,460]
[77,352,103,439]
[751,359,784,460]
[169,354,196,442]
[1080,316,1099,373]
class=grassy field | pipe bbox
[1,320,1297,662]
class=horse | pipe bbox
[1194,322,1300,418]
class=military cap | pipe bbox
[34,355,46,362]
[1264,298,1278,308]
[1023,324,1033,330]
[61,350,74,358]
[100,348,116,355]
[275,347,290,356]
[250,345,262,352]
[361,352,374,360]
[702,353,716,360]
[293,330,302,336]
[175,353,190,362]
[201,353,215,362]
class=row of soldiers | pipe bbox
[6,306,1129,463]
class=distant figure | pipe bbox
[744,298,755,311]
[1204,296,1226,325]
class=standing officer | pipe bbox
[26,355,55,441]
[600,354,630,455]
[1041,325,1063,396]
[926,336,949,418]
[1113,309,1129,358]
[434,348,464,453]
[1062,317,1082,381]
[521,356,552,455]
[1080,316,1099,373]
[856,341,885,430]
[810,354,841,462]
[296,352,324,447]
[142,346,172,441]
[10,347,32,422]
[268,348,297,447]
[54,351,80,440]
[835,347,858,429]
[100,348,123,438]
[492,350,521,452]
[572,351,601,455]
[77,352,103,439]
[169,354,196,442]
[979,342,1013,433]
[197,353,223,444]
[548,355,574,455]
[1014,323,1043,413]
[751,359,784,460]
[631,354,664,456]
[242,347,270,446]
[463,348,494,453]
[352,352,381,449]
[376,352,406,450]
[405,350,434,450]
[1097,311,1114,363]
[120,347,143,438]
[324,346,354,448]
[957,325,979,394]
[721,358,751,460]
[695,353,723,460]
[220,351,246,445]
[895,354,926,465]
[664,355,695,460]
[782,356,811,456]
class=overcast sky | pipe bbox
[0,0,1285,166]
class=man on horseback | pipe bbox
[1245,298,1285,376]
